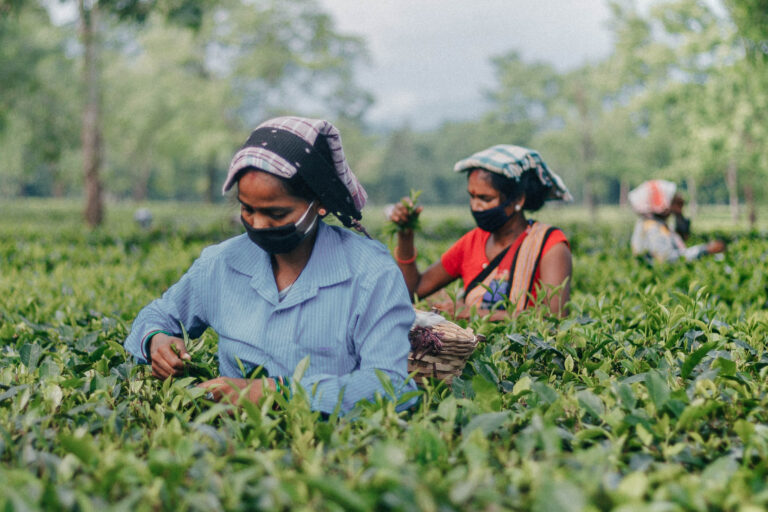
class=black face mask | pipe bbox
[471,196,515,232]
[242,201,318,254]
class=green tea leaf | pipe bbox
[303,476,369,512]
[532,479,586,512]
[19,343,42,370]
[59,432,97,465]
[577,390,605,420]
[645,371,670,411]
[681,341,716,379]
[713,357,736,377]
[383,189,422,236]
[617,382,637,410]
[462,411,510,436]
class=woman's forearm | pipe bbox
[395,231,421,298]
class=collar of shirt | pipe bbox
[224,221,352,308]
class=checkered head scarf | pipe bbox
[628,180,676,216]
[223,116,368,231]
[453,144,572,202]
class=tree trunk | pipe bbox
[744,184,756,229]
[49,162,66,198]
[206,154,217,203]
[80,0,104,227]
[725,159,739,222]
[686,175,697,217]
[584,181,597,222]
[132,166,151,202]
[619,178,629,208]
[52,180,66,198]
[574,85,597,221]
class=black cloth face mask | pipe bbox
[242,200,318,254]
[471,196,515,232]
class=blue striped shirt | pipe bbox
[124,222,416,413]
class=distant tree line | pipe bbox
[361,0,768,229]
[1,0,767,226]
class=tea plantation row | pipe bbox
[2,199,768,511]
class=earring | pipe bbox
[319,208,327,216]
[514,204,522,212]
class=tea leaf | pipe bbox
[681,341,716,379]
[19,343,42,369]
[645,371,670,411]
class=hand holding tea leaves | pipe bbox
[151,323,217,381]
[198,377,275,404]
[384,189,423,236]
[149,332,190,379]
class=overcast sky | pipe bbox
[319,0,615,129]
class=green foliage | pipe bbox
[725,0,768,61]
[0,0,369,205]
[3,0,768,223]
[0,4,80,197]
[3,200,768,509]
[382,189,422,238]
[363,118,529,205]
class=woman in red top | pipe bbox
[388,145,573,320]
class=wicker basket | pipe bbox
[407,311,482,385]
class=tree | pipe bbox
[78,0,213,225]
[102,19,237,201]
[100,0,369,202]
[1,0,369,213]
[724,0,768,226]
[0,4,80,197]
[646,0,768,225]
[213,0,370,124]
[725,0,768,62]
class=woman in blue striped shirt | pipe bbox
[124,117,416,414]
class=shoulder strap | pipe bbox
[464,243,512,296]
[507,222,558,312]
[525,227,557,295]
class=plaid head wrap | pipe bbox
[223,116,368,229]
[453,145,572,202]
[628,180,676,216]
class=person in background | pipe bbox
[629,179,725,264]
[388,145,573,320]
[670,194,691,241]
[124,116,416,414]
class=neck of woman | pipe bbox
[492,213,529,246]
[271,231,318,290]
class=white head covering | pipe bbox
[628,180,677,216]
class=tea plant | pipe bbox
[2,199,768,510]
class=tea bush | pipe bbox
[2,199,768,511]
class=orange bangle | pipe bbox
[395,247,417,265]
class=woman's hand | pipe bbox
[387,194,456,301]
[432,300,509,322]
[707,239,726,254]
[432,299,471,320]
[387,197,423,233]
[149,333,190,379]
[198,377,275,405]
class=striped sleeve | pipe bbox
[123,255,211,363]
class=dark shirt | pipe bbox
[674,214,691,240]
